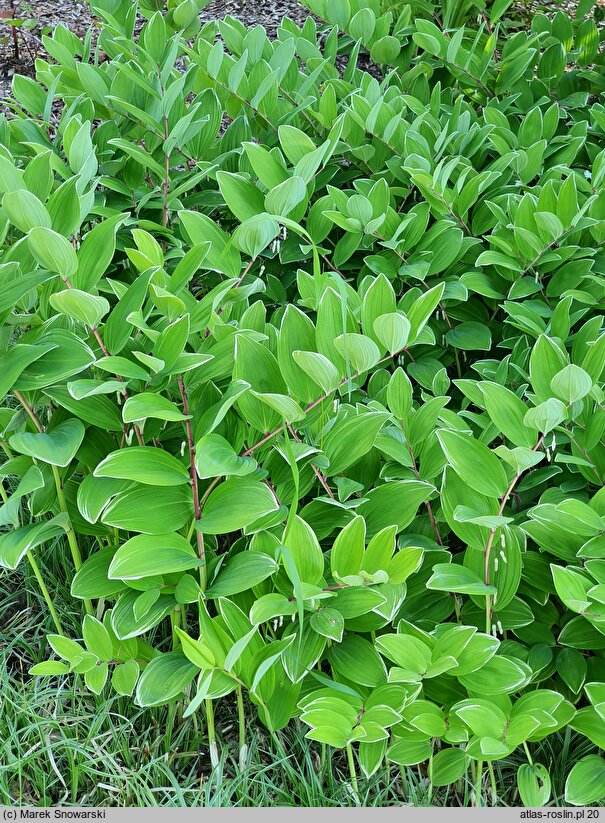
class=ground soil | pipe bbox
[0,0,593,112]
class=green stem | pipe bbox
[488,761,497,805]
[474,760,483,807]
[206,698,218,768]
[237,685,246,767]
[51,465,92,615]
[346,742,359,800]
[170,606,181,649]
[164,702,176,755]
[522,741,533,766]
[12,392,92,617]
[26,550,64,635]
[177,376,206,589]
[400,766,408,802]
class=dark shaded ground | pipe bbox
[0,0,313,107]
[0,0,90,101]
[198,0,315,33]
[0,0,594,111]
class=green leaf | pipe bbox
[437,429,508,498]
[74,213,128,291]
[310,608,344,642]
[429,748,468,787]
[122,393,189,423]
[3,189,52,233]
[48,634,85,661]
[517,764,551,807]
[174,627,215,670]
[179,210,241,278]
[50,289,110,328]
[328,634,387,687]
[135,652,198,707]
[387,368,413,420]
[0,343,57,401]
[331,516,365,579]
[10,419,85,467]
[30,661,70,676]
[278,125,316,164]
[0,514,69,570]
[373,313,410,355]
[530,335,568,402]
[282,515,324,586]
[216,171,265,222]
[322,412,387,476]
[94,448,190,486]
[108,138,167,178]
[550,364,593,404]
[101,485,193,534]
[28,227,78,277]
[206,552,278,597]
[565,756,605,806]
[523,398,567,434]
[82,615,113,662]
[195,434,257,479]
[250,391,306,423]
[104,271,153,355]
[446,322,491,351]
[427,563,496,595]
[71,548,126,599]
[112,659,140,696]
[243,141,289,189]
[358,480,434,536]
[265,176,307,217]
[334,333,380,373]
[480,382,537,448]
[458,655,531,694]
[293,351,341,394]
[197,479,280,534]
[406,284,445,343]
[233,214,280,258]
[551,564,592,612]
[108,532,201,580]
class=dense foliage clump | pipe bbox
[1,0,605,805]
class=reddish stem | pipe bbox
[14,390,44,432]
[287,423,334,500]
[242,344,410,457]
[62,276,143,446]
[483,434,545,626]
[178,376,205,571]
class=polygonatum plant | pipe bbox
[0,0,605,805]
